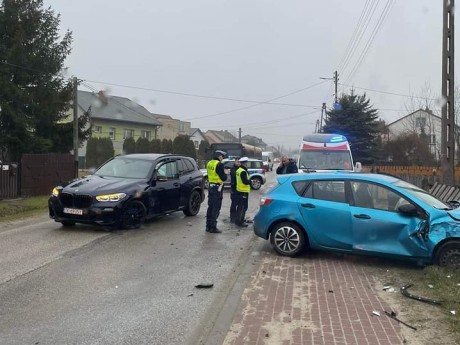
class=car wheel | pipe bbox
[270,222,306,257]
[183,190,202,216]
[204,176,209,189]
[250,177,262,190]
[435,241,460,267]
[119,200,146,229]
[61,220,75,227]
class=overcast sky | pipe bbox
[43,0,446,150]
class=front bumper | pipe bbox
[48,196,124,226]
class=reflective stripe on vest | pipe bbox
[207,160,223,184]
[236,167,250,193]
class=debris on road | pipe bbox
[385,311,417,331]
[195,283,214,289]
[400,284,442,305]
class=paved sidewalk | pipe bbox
[221,252,403,345]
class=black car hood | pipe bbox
[61,175,146,195]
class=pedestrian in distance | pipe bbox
[206,150,229,233]
[234,157,251,227]
[276,155,298,174]
[229,157,241,223]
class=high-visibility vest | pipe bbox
[236,167,250,193]
[207,160,223,184]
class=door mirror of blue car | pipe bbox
[398,203,418,216]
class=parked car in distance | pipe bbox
[254,172,460,267]
[49,154,205,229]
[201,158,266,190]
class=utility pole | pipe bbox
[320,71,339,106]
[441,0,455,185]
[238,128,242,143]
[333,70,338,104]
[73,76,79,178]
[319,102,327,133]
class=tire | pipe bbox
[435,240,460,267]
[204,176,209,189]
[270,222,306,257]
[118,200,146,229]
[250,177,262,190]
[183,190,202,216]
[61,220,76,227]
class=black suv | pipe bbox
[49,154,205,229]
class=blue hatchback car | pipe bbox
[253,172,460,267]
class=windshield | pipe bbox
[393,180,450,209]
[95,158,154,179]
[299,150,353,170]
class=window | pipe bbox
[141,130,151,140]
[415,117,426,128]
[310,180,345,203]
[179,122,185,132]
[94,126,102,133]
[351,181,405,212]
[109,127,116,140]
[194,140,199,149]
[156,160,178,179]
[183,158,195,172]
[123,129,134,139]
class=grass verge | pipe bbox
[0,195,49,222]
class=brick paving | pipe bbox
[222,253,403,345]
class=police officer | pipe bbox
[235,156,251,227]
[206,150,228,233]
[229,157,241,223]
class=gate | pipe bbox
[0,162,19,200]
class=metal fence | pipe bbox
[0,153,75,200]
[0,162,19,200]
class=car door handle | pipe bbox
[354,214,371,219]
[301,203,315,208]
[173,183,180,187]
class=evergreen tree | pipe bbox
[135,137,150,153]
[197,140,209,161]
[85,137,98,169]
[161,139,172,153]
[172,136,186,154]
[0,0,87,161]
[85,137,114,168]
[123,137,135,154]
[150,139,161,153]
[323,93,380,164]
[185,139,197,159]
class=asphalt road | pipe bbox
[0,172,278,345]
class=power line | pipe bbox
[339,82,439,100]
[336,0,372,73]
[183,80,327,121]
[84,78,321,108]
[339,0,381,76]
[344,0,395,83]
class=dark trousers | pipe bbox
[206,185,223,230]
[230,191,238,222]
[235,192,248,225]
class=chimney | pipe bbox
[98,90,108,105]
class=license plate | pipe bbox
[63,208,83,215]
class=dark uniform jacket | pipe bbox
[276,159,298,174]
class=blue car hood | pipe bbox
[62,175,144,195]
[447,207,460,221]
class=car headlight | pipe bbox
[96,193,127,202]
[52,187,60,197]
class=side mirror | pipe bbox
[156,175,168,182]
[355,162,362,172]
[398,203,418,216]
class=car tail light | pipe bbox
[259,197,272,206]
